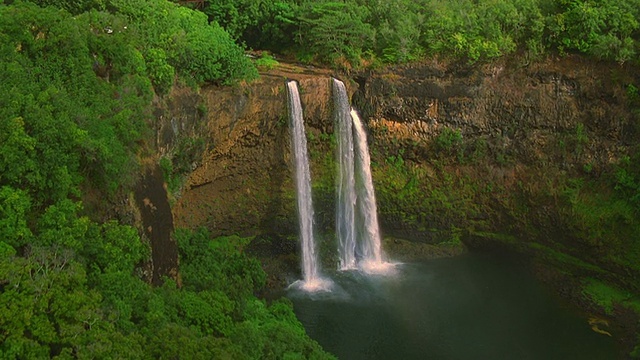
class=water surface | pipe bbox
[289,252,616,360]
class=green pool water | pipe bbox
[288,252,616,360]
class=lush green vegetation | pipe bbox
[371,126,640,283]
[160,136,207,196]
[190,0,640,67]
[582,278,640,315]
[559,155,640,284]
[0,0,333,358]
[3,0,640,356]
[1,226,332,358]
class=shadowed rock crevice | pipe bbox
[134,164,178,286]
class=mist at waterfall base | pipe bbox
[289,252,616,360]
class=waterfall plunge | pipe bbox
[352,109,387,272]
[287,81,331,291]
[333,79,393,274]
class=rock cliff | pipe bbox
[140,55,640,356]
[355,57,638,285]
[171,65,336,239]
[163,57,639,305]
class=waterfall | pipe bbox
[286,81,330,291]
[287,77,391,288]
[333,79,357,270]
[352,109,384,268]
[333,79,392,272]
[287,81,319,284]
[333,78,392,274]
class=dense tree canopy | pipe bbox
[195,0,640,67]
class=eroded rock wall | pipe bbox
[353,57,639,291]
[173,67,336,240]
[356,57,634,168]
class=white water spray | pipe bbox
[287,81,331,291]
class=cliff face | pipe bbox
[166,58,639,293]
[354,58,640,296]
[356,57,633,170]
[142,57,640,355]
[354,58,635,229]
[172,65,336,239]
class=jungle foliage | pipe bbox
[0,0,331,358]
[193,0,640,67]
[3,0,640,356]
[1,225,332,358]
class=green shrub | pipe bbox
[435,127,463,156]
[255,52,279,70]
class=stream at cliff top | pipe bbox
[288,252,616,360]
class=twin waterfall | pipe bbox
[287,79,390,291]
[333,80,384,271]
